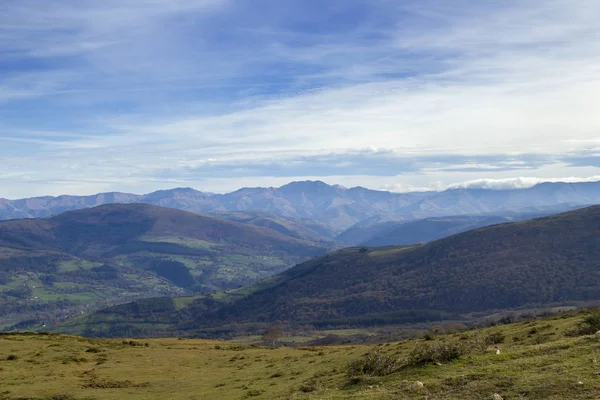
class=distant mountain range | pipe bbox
[337,208,580,246]
[0,204,328,329]
[66,205,600,337]
[2,180,599,231]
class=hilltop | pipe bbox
[70,205,600,337]
[0,204,328,330]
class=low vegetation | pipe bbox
[2,311,600,399]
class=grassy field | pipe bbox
[2,312,600,399]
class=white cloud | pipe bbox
[1,0,600,197]
[447,176,600,191]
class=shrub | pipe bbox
[298,379,321,393]
[485,332,506,345]
[407,339,467,365]
[346,351,399,377]
[566,312,600,336]
[245,389,264,397]
[85,347,102,353]
[6,354,18,361]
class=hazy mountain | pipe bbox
[1,180,599,231]
[339,206,585,247]
[0,204,328,329]
[69,205,600,337]
[352,216,513,247]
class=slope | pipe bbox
[336,215,512,246]
[4,311,600,400]
[202,205,600,326]
[354,211,570,247]
[210,211,339,242]
[0,204,328,329]
[68,205,600,337]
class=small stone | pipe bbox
[577,381,584,385]
[594,371,600,375]
[411,381,424,390]
[434,362,443,366]
[492,394,503,400]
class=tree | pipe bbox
[262,325,283,346]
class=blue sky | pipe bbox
[1,0,600,198]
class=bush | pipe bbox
[566,312,600,336]
[298,379,321,393]
[245,389,264,397]
[346,351,399,377]
[85,347,102,353]
[6,354,18,361]
[485,332,506,345]
[407,339,467,365]
[407,334,493,366]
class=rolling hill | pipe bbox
[0,204,329,330]
[2,180,599,231]
[67,205,600,337]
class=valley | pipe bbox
[0,204,328,329]
[61,205,600,338]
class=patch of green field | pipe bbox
[140,235,217,250]
[58,259,103,272]
[173,295,203,310]
[322,328,379,337]
[2,312,600,400]
[167,255,201,270]
[367,245,419,257]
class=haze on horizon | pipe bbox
[2,0,600,199]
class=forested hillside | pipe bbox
[0,204,328,330]
[68,205,600,337]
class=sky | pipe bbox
[1,0,600,199]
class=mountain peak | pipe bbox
[279,180,332,189]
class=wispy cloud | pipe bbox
[1,0,599,197]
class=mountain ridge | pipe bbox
[2,180,600,231]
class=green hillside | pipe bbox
[3,311,600,399]
[0,204,329,330]
[212,210,339,242]
[66,205,600,337]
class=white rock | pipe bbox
[411,381,424,390]
[492,394,503,400]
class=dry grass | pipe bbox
[2,312,600,399]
